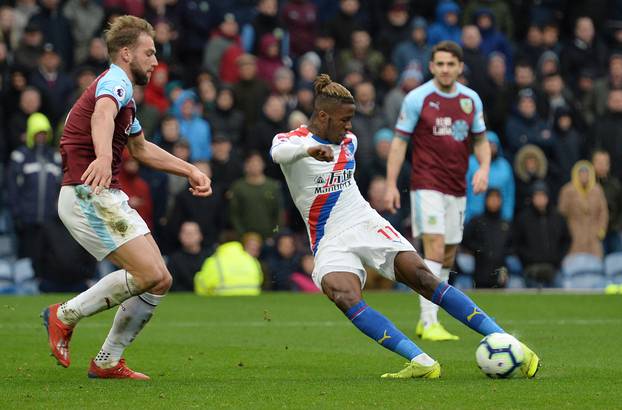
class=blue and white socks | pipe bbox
[432,282,504,336]
[346,300,435,366]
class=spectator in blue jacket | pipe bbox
[473,8,513,73]
[466,130,515,223]
[427,1,462,46]
[6,112,62,259]
[171,89,212,162]
[392,16,430,74]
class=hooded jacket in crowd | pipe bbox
[7,112,61,227]
[427,1,462,46]
[558,161,608,258]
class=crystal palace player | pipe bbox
[41,16,211,379]
[385,41,491,341]
[271,74,540,379]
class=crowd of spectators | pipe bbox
[2,0,622,292]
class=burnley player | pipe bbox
[41,16,211,379]
[271,74,540,379]
[385,41,491,341]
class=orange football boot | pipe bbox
[87,358,150,380]
[41,303,74,368]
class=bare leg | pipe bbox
[394,250,441,299]
[321,271,362,312]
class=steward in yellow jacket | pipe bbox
[194,241,263,296]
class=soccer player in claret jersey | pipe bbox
[271,74,540,379]
[41,16,212,379]
[385,40,491,342]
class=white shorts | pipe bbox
[58,185,150,261]
[410,189,466,245]
[312,213,415,289]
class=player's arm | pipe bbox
[384,134,409,213]
[127,132,212,197]
[270,134,334,164]
[385,92,419,213]
[82,97,117,193]
[471,132,491,194]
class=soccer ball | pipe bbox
[475,333,524,378]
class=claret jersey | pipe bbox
[395,80,486,196]
[271,126,374,254]
[60,64,142,189]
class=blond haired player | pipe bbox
[42,16,211,379]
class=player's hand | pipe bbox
[188,167,212,197]
[384,184,401,214]
[472,168,489,194]
[307,145,334,162]
[81,156,112,195]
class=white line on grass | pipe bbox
[3,318,622,329]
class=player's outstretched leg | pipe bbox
[42,268,141,367]
[322,272,440,379]
[394,251,540,378]
[88,235,171,379]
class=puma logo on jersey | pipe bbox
[429,101,440,110]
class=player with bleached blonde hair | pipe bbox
[42,16,211,380]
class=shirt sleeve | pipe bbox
[129,116,142,136]
[395,91,422,138]
[270,133,309,164]
[349,134,358,154]
[471,92,486,134]
[95,72,133,109]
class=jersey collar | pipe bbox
[311,134,332,144]
[109,63,132,85]
[430,79,460,98]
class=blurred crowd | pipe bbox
[2,0,622,293]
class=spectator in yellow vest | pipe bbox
[194,231,263,296]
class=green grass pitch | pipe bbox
[1,292,621,409]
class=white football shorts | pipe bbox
[312,212,415,289]
[58,185,150,261]
[410,189,466,245]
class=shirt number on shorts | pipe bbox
[377,225,400,240]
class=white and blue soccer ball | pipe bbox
[475,333,524,378]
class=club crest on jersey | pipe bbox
[113,85,125,100]
[460,98,473,114]
[428,216,437,225]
